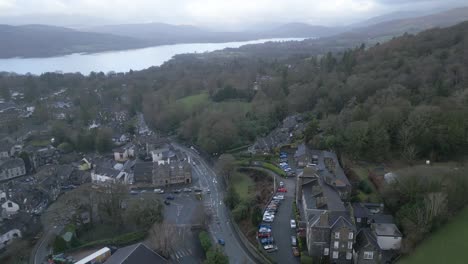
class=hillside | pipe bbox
[0,24,150,58]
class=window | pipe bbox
[357,217,361,223]
[364,251,374,260]
[7,202,12,207]
[334,232,340,239]
[334,241,339,249]
[346,252,352,260]
[348,232,354,240]
[348,241,353,249]
[332,251,339,259]
[324,248,329,256]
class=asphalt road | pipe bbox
[172,143,257,264]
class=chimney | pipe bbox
[318,211,329,226]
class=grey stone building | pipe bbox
[0,158,26,181]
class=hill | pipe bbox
[0,24,150,58]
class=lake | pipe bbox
[0,38,305,75]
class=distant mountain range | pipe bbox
[0,6,467,58]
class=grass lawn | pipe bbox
[351,165,381,203]
[399,206,468,264]
[176,92,210,110]
[231,172,254,200]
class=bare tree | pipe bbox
[215,154,236,183]
[148,222,177,258]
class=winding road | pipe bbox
[172,143,258,264]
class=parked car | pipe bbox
[263,216,274,222]
[172,189,181,194]
[273,195,284,200]
[290,219,297,229]
[258,232,271,238]
[292,247,300,257]
[260,237,274,245]
[291,236,297,246]
[166,195,175,200]
[278,188,287,193]
[264,244,275,250]
[279,181,284,187]
[218,239,225,246]
[130,190,139,195]
[164,200,170,205]
[183,188,192,193]
[154,189,164,194]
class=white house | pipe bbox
[1,200,19,216]
[91,168,129,185]
[371,223,402,250]
[0,228,21,249]
[151,148,176,165]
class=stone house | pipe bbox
[0,158,26,181]
[153,161,192,187]
[113,144,135,162]
[1,200,19,216]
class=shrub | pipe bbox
[199,231,212,253]
[358,180,373,194]
[251,206,262,227]
[57,142,74,153]
[53,236,67,253]
[232,201,250,222]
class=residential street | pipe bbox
[172,143,257,264]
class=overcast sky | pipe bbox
[0,0,466,29]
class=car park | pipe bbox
[290,219,297,229]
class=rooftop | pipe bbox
[104,243,168,264]
[372,223,402,237]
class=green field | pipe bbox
[176,92,210,110]
[231,172,254,200]
[399,206,468,264]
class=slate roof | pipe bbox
[0,158,25,170]
[133,162,153,183]
[94,167,120,178]
[104,243,168,264]
[355,228,379,250]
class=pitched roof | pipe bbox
[0,158,25,170]
[133,162,153,183]
[104,243,168,264]
[355,228,379,250]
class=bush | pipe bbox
[358,180,373,194]
[205,248,229,264]
[251,206,262,227]
[57,142,74,153]
[232,202,250,222]
[224,186,240,210]
[53,236,67,253]
[300,254,313,264]
[199,231,212,253]
[259,162,286,177]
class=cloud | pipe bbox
[0,0,466,28]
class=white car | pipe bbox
[264,244,274,250]
[154,189,164,194]
[273,195,284,200]
[279,181,284,187]
[290,219,297,229]
[263,216,274,222]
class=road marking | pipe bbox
[188,249,193,255]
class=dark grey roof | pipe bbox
[0,138,14,152]
[94,167,120,178]
[0,158,25,170]
[133,162,153,182]
[355,228,379,251]
[352,203,370,219]
[104,243,168,264]
[322,151,351,188]
[369,214,395,224]
[301,167,345,211]
[0,102,18,113]
[329,211,356,231]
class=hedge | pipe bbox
[71,231,147,251]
